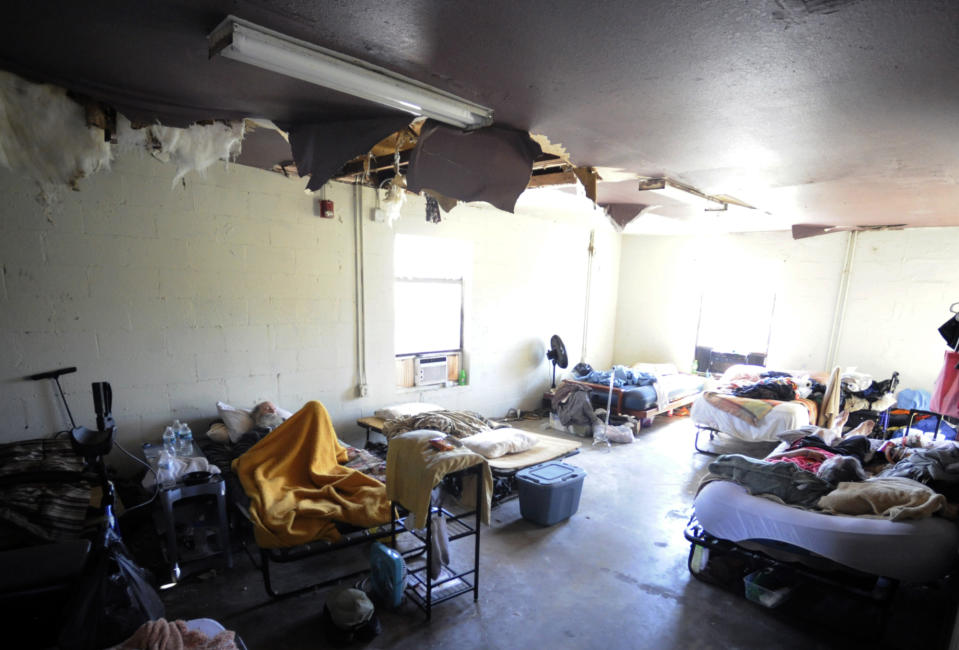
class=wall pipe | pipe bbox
[825,230,858,370]
[580,229,595,363]
[354,182,368,397]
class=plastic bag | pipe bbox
[604,423,635,444]
[591,422,610,448]
[59,527,165,650]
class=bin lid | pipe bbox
[516,461,586,485]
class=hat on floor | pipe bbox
[323,587,381,644]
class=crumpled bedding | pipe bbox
[386,430,493,529]
[818,477,945,521]
[701,454,834,508]
[569,363,656,388]
[879,446,959,484]
[232,401,391,548]
[551,382,600,427]
[703,392,774,426]
[382,409,497,440]
[113,618,238,650]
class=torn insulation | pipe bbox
[0,69,111,192]
[145,121,245,187]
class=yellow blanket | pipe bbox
[232,401,391,548]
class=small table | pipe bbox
[154,475,232,578]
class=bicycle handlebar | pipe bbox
[25,367,77,381]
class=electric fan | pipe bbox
[546,334,569,389]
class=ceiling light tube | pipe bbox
[208,16,494,130]
[637,178,726,209]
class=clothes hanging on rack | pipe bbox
[930,350,959,419]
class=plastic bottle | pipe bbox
[176,422,195,457]
[157,450,175,488]
[162,426,177,456]
[458,369,467,386]
[142,442,161,467]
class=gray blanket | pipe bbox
[703,454,834,508]
[879,446,959,484]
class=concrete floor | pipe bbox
[161,415,958,649]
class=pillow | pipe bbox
[374,402,445,420]
[631,362,679,377]
[217,401,253,441]
[206,422,231,444]
[719,364,767,385]
[459,428,538,459]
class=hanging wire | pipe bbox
[362,151,374,185]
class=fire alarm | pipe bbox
[319,199,335,219]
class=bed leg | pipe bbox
[694,427,720,456]
[474,465,481,603]
[261,549,279,598]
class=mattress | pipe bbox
[690,396,810,442]
[695,480,959,583]
[588,373,705,411]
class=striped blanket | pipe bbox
[381,409,497,441]
[703,392,775,426]
[0,438,94,544]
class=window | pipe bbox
[394,234,469,356]
[694,257,781,371]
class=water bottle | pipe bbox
[162,426,177,456]
[157,450,175,488]
[177,422,195,457]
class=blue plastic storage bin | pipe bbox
[515,461,586,525]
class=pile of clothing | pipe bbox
[731,376,797,401]
[569,363,656,388]
[723,369,900,419]
[701,421,959,521]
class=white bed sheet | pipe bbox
[695,480,959,582]
[690,396,810,442]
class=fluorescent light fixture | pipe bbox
[208,16,494,130]
[637,178,728,210]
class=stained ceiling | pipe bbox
[2,0,958,232]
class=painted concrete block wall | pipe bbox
[0,154,618,472]
[612,228,959,392]
[836,227,959,390]
[612,232,845,371]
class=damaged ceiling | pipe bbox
[2,0,959,232]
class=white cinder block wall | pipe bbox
[612,229,959,391]
[0,154,619,472]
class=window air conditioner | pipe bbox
[414,355,448,386]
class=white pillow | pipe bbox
[632,362,679,377]
[374,402,445,420]
[459,428,539,459]
[216,401,253,442]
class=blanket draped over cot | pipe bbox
[232,401,391,548]
[386,430,493,530]
[703,392,775,426]
[703,392,818,427]
[382,410,495,440]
